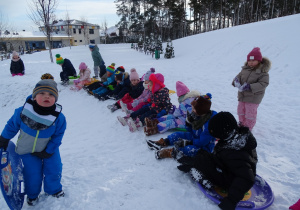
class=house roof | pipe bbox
[52,19,99,27]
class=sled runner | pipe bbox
[0,141,25,210]
[198,174,274,210]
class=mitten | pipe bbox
[177,156,196,173]
[32,149,53,159]
[174,138,193,148]
[131,100,139,108]
[233,77,241,88]
[239,83,251,92]
[218,197,237,210]
[0,136,10,150]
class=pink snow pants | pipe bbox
[237,101,259,131]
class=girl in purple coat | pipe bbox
[144,81,201,136]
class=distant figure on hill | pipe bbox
[10,51,25,76]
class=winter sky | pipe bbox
[0,0,120,32]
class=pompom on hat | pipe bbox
[116,66,125,73]
[79,62,88,70]
[55,54,64,64]
[142,67,155,81]
[130,68,140,80]
[208,111,238,140]
[41,73,54,80]
[247,47,262,62]
[106,63,115,74]
[191,93,212,115]
[176,81,190,97]
[32,79,58,102]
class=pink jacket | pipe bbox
[79,68,91,82]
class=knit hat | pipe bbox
[130,68,140,80]
[106,64,115,74]
[79,62,88,70]
[55,54,64,64]
[143,67,155,81]
[191,93,212,115]
[41,73,54,80]
[116,66,125,73]
[247,47,262,62]
[89,44,95,49]
[12,51,19,57]
[115,71,123,81]
[176,81,190,97]
[149,73,165,93]
[208,112,238,140]
[32,79,58,102]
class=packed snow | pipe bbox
[0,14,299,210]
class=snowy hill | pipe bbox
[0,14,299,210]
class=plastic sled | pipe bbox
[0,141,25,210]
[198,174,274,210]
[68,75,80,80]
[169,90,176,95]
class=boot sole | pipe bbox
[117,116,127,126]
[146,140,161,150]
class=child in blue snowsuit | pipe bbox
[147,95,217,159]
[0,79,66,206]
[92,64,116,97]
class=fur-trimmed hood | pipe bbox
[243,57,271,73]
[180,90,201,102]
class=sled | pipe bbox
[169,90,176,95]
[0,141,25,210]
[198,174,274,210]
[68,75,80,80]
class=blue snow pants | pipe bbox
[167,132,199,157]
[21,149,62,199]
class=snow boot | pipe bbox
[146,138,168,150]
[27,197,39,206]
[120,101,133,115]
[144,118,159,136]
[128,118,143,132]
[155,148,174,159]
[117,115,130,126]
[189,168,213,190]
[52,190,65,198]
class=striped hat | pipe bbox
[32,79,58,102]
[55,54,64,64]
[106,64,115,74]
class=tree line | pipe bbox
[115,0,300,42]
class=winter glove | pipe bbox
[174,138,193,149]
[32,149,53,159]
[233,77,241,88]
[218,197,237,210]
[0,136,10,151]
[238,83,251,92]
[131,100,139,108]
[177,156,196,173]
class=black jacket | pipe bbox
[62,58,77,76]
[10,59,25,74]
[129,81,144,99]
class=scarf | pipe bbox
[189,111,212,130]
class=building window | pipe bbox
[80,40,82,42]
[89,29,94,34]
[73,28,76,34]
[75,40,77,42]
[78,29,81,34]
[90,40,95,44]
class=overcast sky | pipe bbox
[0,0,120,32]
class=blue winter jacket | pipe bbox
[1,104,66,155]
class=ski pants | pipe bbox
[130,105,157,124]
[93,66,100,77]
[237,101,259,131]
[167,132,199,157]
[21,149,62,199]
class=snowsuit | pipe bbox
[10,58,25,75]
[117,81,144,107]
[186,127,257,209]
[233,57,271,130]
[91,45,105,77]
[60,58,77,82]
[108,72,131,100]
[73,68,91,90]
[92,72,115,95]
[129,86,152,112]
[156,90,199,133]
[0,99,66,199]
[167,110,217,157]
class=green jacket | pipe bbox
[91,45,104,66]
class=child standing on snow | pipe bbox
[56,54,77,85]
[89,44,105,79]
[232,47,271,131]
[0,79,66,206]
[107,68,144,112]
[125,73,172,132]
[10,51,25,76]
[71,62,91,91]
[147,94,217,159]
[144,81,200,136]
[177,112,258,210]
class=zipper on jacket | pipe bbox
[32,130,40,153]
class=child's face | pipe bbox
[13,55,19,59]
[148,81,153,90]
[144,80,149,84]
[131,79,140,86]
[247,60,260,68]
[34,92,56,107]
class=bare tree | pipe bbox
[0,12,14,60]
[28,0,58,63]
[65,10,72,49]
[101,19,108,44]
[80,16,89,46]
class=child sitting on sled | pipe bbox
[71,62,91,91]
[144,81,200,136]
[107,68,144,112]
[177,111,258,210]
[92,64,116,97]
[0,79,66,206]
[147,94,217,159]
